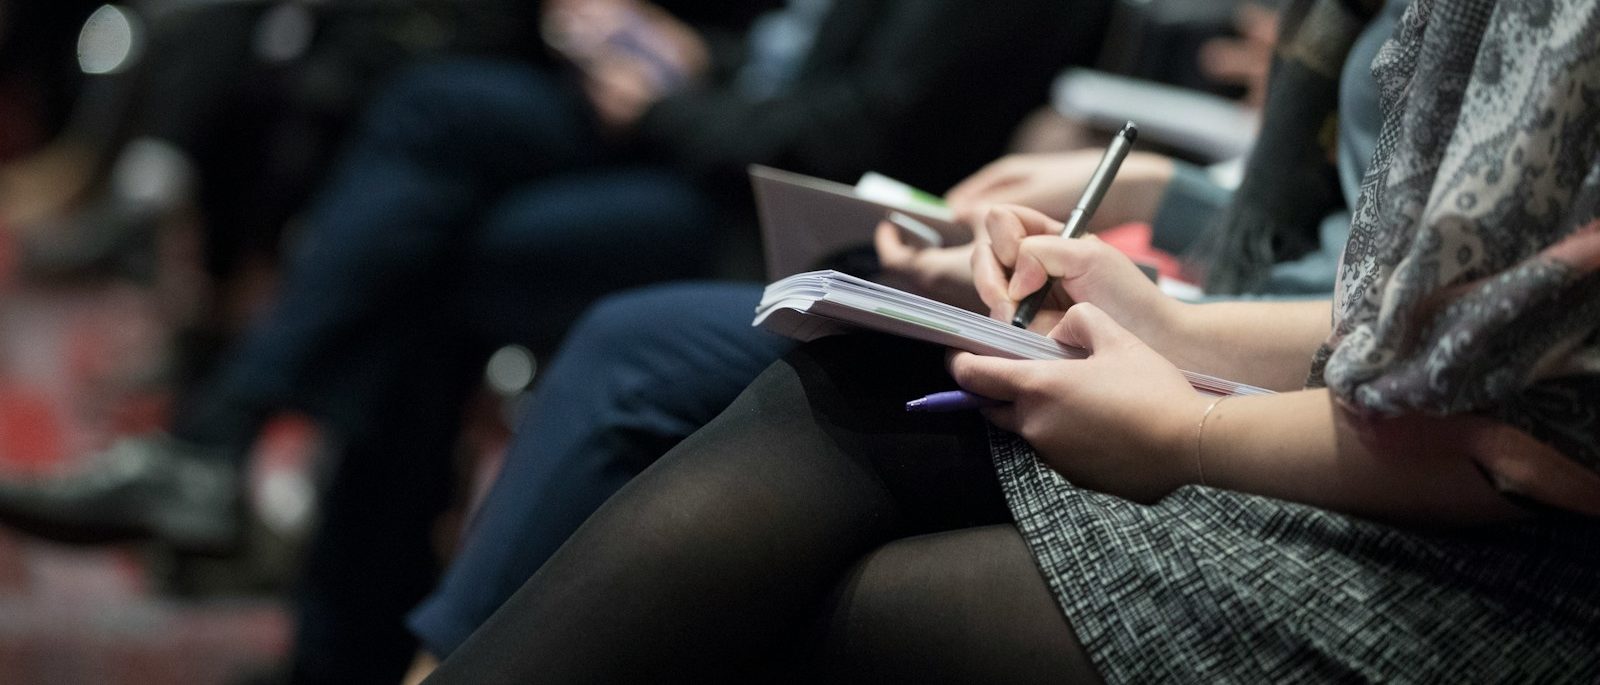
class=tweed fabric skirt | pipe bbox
[987,430,1600,682]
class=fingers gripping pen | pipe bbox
[1011,121,1137,328]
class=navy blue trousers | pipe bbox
[407,282,794,658]
[180,58,722,683]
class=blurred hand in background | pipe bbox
[543,0,709,130]
[1198,2,1279,108]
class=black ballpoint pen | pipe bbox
[1010,121,1138,328]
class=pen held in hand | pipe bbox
[905,390,1006,412]
[1011,121,1138,328]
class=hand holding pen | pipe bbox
[913,123,1141,412]
[968,124,1146,333]
[1011,122,1137,327]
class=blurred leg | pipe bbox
[426,336,1017,682]
[291,169,724,680]
[184,58,602,444]
[408,283,793,658]
[287,309,485,685]
[453,166,723,351]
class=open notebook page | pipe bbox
[755,270,1271,397]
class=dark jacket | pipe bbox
[639,0,1109,194]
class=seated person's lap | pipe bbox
[408,282,794,657]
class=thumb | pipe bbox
[1048,303,1138,353]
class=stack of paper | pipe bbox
[755,270,1271,397]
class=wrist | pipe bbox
[1143,298,1197,364]
[1191,395,1232,487]
[1156,393,1215,491]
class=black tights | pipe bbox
[425,336,1100,683]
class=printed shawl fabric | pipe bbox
[1311,0,1600,494]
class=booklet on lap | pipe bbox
[754,270,1270,397]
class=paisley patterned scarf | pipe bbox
[1310,0,1600,497]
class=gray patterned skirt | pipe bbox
[988,431,1600,682]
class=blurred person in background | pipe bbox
[0,1,1105,682]
[3,0,541,378]
[0,0,103,246]
[0,0,102,166]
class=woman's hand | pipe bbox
[872,220,984,312]
[944,151,1174,228]
[973,204,1185,345]
[948,303,1210,503]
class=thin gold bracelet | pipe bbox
[1195,395,1230,487]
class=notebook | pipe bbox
[749,165,964,280]
[754,270,1271,397]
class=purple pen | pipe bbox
[905,390,1005,412]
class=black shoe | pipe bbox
[0,434,243,555]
